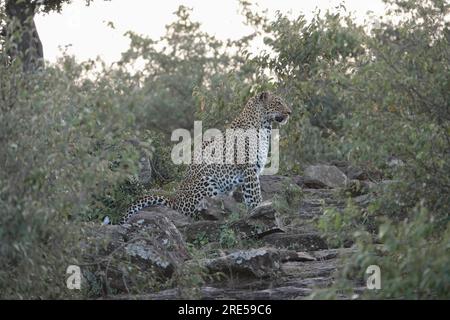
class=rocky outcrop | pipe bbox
[104,248,357,300]
[81,210,190,294]
[86,163,388,299]
[123,212,190,276]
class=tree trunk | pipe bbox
[5,0,44,72]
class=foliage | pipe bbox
[0,5,259,298]
[4,0,99,14]
[310,0,449,299]
[0,0,448,299]
[219,226,239,249]
[254,7,366,171]
[0,25,151,296]
[239,0,449,299]
[118,6,259,135]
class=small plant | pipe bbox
[193,231,210,247]
[219,226,239,249]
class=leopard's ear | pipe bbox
[259,91,271,102]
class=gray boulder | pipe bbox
[304,165,348,188]
[81,211,190,295]
[124,212,191,277]
[203,248,281,279]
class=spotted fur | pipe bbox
[119,91,291,225]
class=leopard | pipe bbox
[117,91,291,225]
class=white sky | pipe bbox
[35,0,387,64]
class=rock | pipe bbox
[259,175,293,199]
[293,174,331,189]
[262,232,329,251]
[353,194,373,207]
[278,250,316,262]
[87,167,374,299]
[298,198,325,217]
[281,259,337,280]
[304,178,329,189]
[81,212,190,295]
[330,161,366,180]
[304,165,348,188]
[230,201,285,239]
[104,246,351,300]
[203,248,281,279]
[345,166,368,181]
[180,220,223,243]
[106,285,313,300]
[311,247,357,261]
[124,212,190,276]
[182,201,284,243]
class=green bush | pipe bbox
[311,0,449,299]
[242,0,449,299]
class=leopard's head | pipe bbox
[259,91,292,125]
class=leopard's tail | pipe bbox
[119,195,172,225]
[102,195,172,225]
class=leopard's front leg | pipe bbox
[242,166,262,209]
